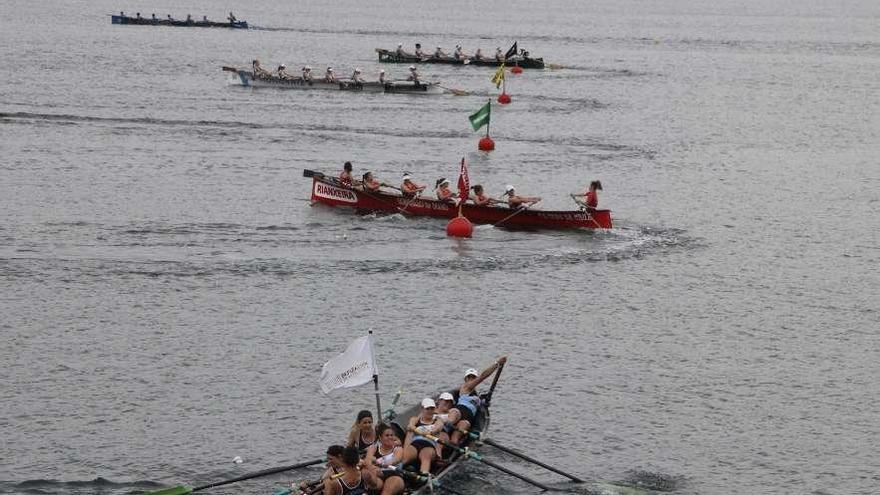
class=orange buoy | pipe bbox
[511,66,523,74]
[478,136,495,151]
[446,216,473,238]
[497,92,511,104]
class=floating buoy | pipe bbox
[233,456,243,464]
[511,66,523,74]
[446,216,473,238]
[497,92,511,104]
[478,136,495,151]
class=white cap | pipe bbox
[403,174,412,181]
[438,392,454,401]
[464,368,478,378]
[440,178,450,186]
[398,43,403,47]
[409,65,416,70]
[505,185,515,193]
[354,68,362,73]
[421,398,436,408]
[380,69,385,73]
[279,64,286,69]
[304,66,311,70]
[456,44,461,48]
[327,67,333,71]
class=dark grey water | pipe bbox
[2,1,879,494]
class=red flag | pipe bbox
[457,157,469,202]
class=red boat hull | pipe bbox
[309,176,612,230]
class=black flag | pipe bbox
[504,41,518,60]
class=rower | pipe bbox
[473,48,484,60]
[277,64,290,79]
[151,13,157,21]
[470,184,503,206]
[400,173,426,198]
[228,11,237,22]
[202,15,208,22]
[325,67,336,83]
[434,46,446,58]
[120,11,124,17]
[572,180,602,210]
[406,65,420,83]
[351,67,365,84]
[504,185,541,209]
[434,391,457,450]
[322,446,380,495]
[402,398,445,475]
[302,66,313,82]
[414,43,424,57]
[186,14,192,23]
[339,161,354,186]
[135,12,141,19]
[378,69,387,84]
[395,43,406,56]
[363,423,405,495]
[361,172,388,193]
[434,178,457,202]
[453,44,466,60]
[297,444,345,492]
[167,14,174,21]
[495,47,504,61]
[252,59,270,78]
[446,356,507,445]
[346,410,376,453]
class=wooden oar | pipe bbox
[465,435,584,483]
[221,66,239,73]
[421,434,553,491]
[493,200,540,227]
[145,458,326,495]
[440,86,469,96]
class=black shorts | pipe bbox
[453,404,475,424]
[380,468,403,480]
[410,438,435,452]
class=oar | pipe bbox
[221,66,239,73]
[467,435,583,483]
[145,458,326,495]
[274,471,344,495]
[485,360,504,405]
[568,195,602,228]
[440,86,469,96]
[493,200,540,227]
[547,63,565,70]
[421,434,553,492]
[302,169,325,179]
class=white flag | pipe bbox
[320,335,378,394]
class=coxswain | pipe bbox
[434,46,447,58]
[378,69,387,84]
[362,172,390,193]
[445,356,507,445]
[339,161,354,186]
[470,184,503,206]
[572,180,602,210]
[363,423,405,495]
[346,410,377,453]
[434,178,457,202]
[414,43,424,57]
[495,47,504,61]
[351,67,365,84]
[252,59,270,78]
[302,66,313,82]
[400,173,426,198]
[325,67,336,83]
[277,64,290,79]
[402,398,445,474]
[473,48,484,60]
[322,446,380,495]
[228,11,237,22]
[406,66,420,83]
[453,44,466,60]
[504,185,541,209]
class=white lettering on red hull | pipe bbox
[314,182,357,204]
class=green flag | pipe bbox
[468,101,491,131]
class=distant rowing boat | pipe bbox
[376,48,545,69]
[223,67,444,95]
[306,170,613,230]
[110,14,248,29]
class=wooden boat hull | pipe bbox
[309,174,613,229]
[111,15,248,28]
[376,49,545,69]
[228,69,443,94]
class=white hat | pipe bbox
[403,174,412,181]
[398,43,403,47]
[440,178,450,186]
[421,398,436,408]
[409,65,416,70]
[354,68,362,73]
[456,44,461,48]
[464,368,478,378]
[279,64,286,69]
[505,185,515,193]
[304,66,311,70]
[438,392,454,401]
[380,69,385,73]
[327,67,333,71]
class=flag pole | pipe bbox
[368,330,382,422]
[486,100,491,137]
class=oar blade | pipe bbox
[144,486,192,495]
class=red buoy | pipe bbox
[497,92,511,104]
[478,136,495,151]
[446,216,473,238]
[511,66,523,74]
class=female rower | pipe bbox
[339,161,354,186]
[325,67,336,83]
[402,398,445,474]
[400,174,426,198]
[435,178,457,202]
[434,392,457,447]
[361,172,392,193]
[346,409,377,452]
[322,446,380,495]
[572,180,602,210]
[296,445,344,492]
[470,185,503,206]
[504,185,541,209]
[446,356,507,445]
[363,423,405,495]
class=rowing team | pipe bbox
[293,356,506,495]
[338,161,603,210]
[395,43,529,62]
[252,60,423,84]
[118,11,237,23]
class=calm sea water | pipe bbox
[2,1,879,494]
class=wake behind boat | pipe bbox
[306,170,613,230]
[223,67,444,95]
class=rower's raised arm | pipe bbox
[468,356,507,391]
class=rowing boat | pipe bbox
[306,171,613,230]
[110,14,248,28]
[375,49,545,69]
[224,68,444,95]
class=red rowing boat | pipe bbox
[305,170,613,229]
